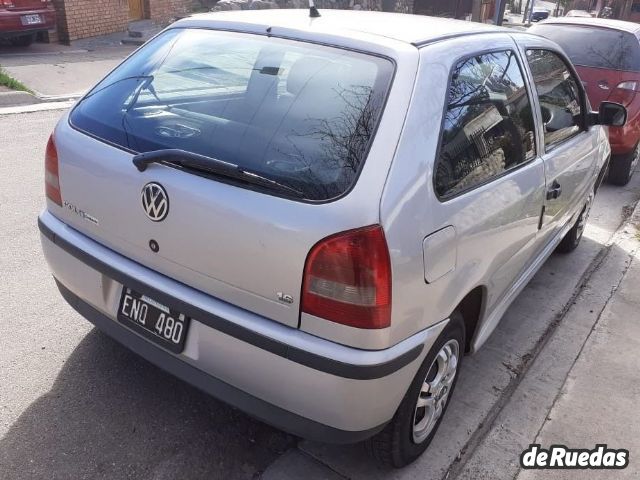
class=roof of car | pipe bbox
[180,9,508,46]
[538,16,640,34]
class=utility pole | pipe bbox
[472,0,482,22]
[522,0,533,22]
[494,0,508,24]
[522,0,529,21]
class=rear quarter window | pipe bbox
[531,24,640,72]
[70,28,394,202]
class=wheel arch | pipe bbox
[456,286,486,354]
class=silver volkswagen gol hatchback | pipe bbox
[39,10,624,467]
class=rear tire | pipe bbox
[557,195,592,253]
[608,145,639,186]
[10,34,34,47]
[365,312,465,468]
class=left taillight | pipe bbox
[301,225,392,329]
[45,134,62,206]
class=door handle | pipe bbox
[546,181,562,200]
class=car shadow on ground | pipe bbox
[0,328,294,480]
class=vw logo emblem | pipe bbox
[141,182,169,222]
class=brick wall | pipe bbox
[145,0,193,22]
[53,0,129,43]
[52,0,192,43]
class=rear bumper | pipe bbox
[38,210,446,443]
[0,8,56,37]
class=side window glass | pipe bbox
[435,50,537,198]
[526,49,583,149]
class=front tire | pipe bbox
[608,145,639,186]
[557,195,593,253]
[365,312,465,468]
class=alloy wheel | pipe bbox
[412,339,460,444]
[575,195,593,242]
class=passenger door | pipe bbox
[521,45,599,241]
[429,47,547,317]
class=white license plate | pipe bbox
[21,14,43,25]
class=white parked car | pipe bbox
[565,9,594,17]
[40,10,623,467]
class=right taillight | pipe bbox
[609,81,639,107]
[301,225,392,329]
[0,0,14,7]
[45,134,62,206]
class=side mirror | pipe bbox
[596,101,627,127]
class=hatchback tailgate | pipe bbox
[51,118,373,328]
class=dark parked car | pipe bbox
[0,0,56,47]
[531,17,640,184]
[531,10,550,22]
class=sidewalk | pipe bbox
[0,44,134,100]
[0,23,157,103]
[517,242,640,479]
[455,208,640,480]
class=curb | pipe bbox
[0,90,82,110]
[0,99,76,115]
[0,90,41,107]
[121,38,146,46]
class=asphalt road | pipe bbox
[0,110,294,480]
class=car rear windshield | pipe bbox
[69,28,394,202]
[532,24,640,71]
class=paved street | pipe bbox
[0,44,135,98]
[1,106,639,480]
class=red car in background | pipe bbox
[530,18,640,185]
[0,0,56,47]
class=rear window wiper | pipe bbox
[132,149,305,198]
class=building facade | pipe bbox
[52,0,503,43]
[219,0,502,23]
[52,0,192,43]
